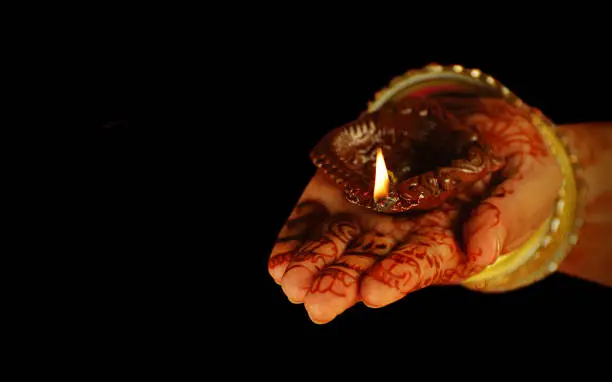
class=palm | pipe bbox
[268,98,563,324]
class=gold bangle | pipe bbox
[366,63,588,292]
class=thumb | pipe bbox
[463,151,563,272]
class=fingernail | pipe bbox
[361,298,382,309]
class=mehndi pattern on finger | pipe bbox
[362,225,461,307]
[305,230,398,323]
[281,215,361,302]
[268,201,330,283]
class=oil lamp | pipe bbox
[310,95,504,214]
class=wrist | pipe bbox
[556,123,612,204]
[556,123,612,286]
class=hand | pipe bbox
[268,98,563,324]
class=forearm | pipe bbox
[556,123,612,286]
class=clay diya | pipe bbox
[310,80,506,214]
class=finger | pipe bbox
[359,203,461,307]
[360,225,462,308]
[268,201,329,284]
[281,215,360,303]
[463,152,562,274]
[304,231,396,324]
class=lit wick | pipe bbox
[373,147,390,203]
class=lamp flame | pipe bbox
[373,147,390,202]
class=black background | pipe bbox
[88,24,611,349]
